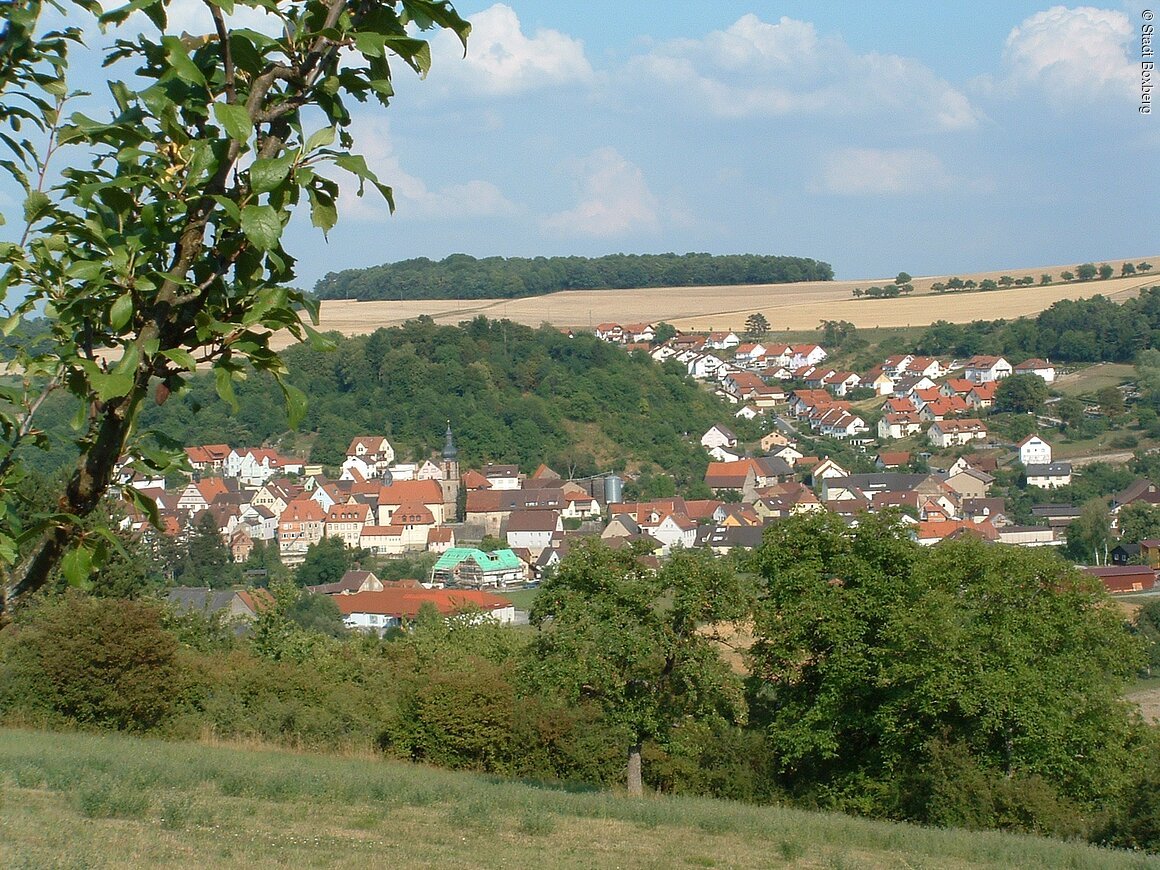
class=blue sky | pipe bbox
[9,2,1160,289]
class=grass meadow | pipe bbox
[1,728,1155,869]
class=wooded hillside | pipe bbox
[314,253,834,301]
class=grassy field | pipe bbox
[273,259,1160,348]
[1054,363,1137,398]
[0,729,1155,869]
[497,587,540,611]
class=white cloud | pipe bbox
[428,4,593,96]
[336,118,517,221]
[813,148,955,196]
[625,14,981,132]
[542,148,659,237]
[997,6,1136,105]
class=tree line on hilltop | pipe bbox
[313,253,835,301]
[915,285,1160,363]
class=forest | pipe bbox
[17,317,755,498]
[313,253,835,300]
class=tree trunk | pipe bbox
[627,742,643,797]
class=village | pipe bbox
[127,318,1160,633]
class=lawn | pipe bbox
[498,587,540,611]
[1054,363,1136,398]
[0,729,1155,869]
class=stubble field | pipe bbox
[273,257,1160,349]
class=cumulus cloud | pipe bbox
[542,148,659,237]
[428,4,593,96]
[813,148,955,196]
[996,6,1136,105]
[335,118,517,222]
[625,14,981,132]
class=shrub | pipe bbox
[0,593,186,732]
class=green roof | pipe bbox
[433,547,523,572]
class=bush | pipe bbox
[0,593,187,732]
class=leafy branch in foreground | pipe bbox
[0,0,469,617]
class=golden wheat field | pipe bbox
[269,257,1160,349]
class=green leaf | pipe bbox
[249,154,294,194]
[303,126,336,152]
[23,191,51,223]
[161,36,207,88]
[215,366,239,412]
[280,381,308,429]
[213,102,252,142]
[61,544,93,589]
[240,205,282,251]
[161,348,198,371]
[109,293,133,331]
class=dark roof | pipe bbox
[694,524,766,549]
[506,510,561,533]
[166,587,236,614]
[1031,504,1080,518]
[1025,463,1072,477]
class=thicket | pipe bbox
[2,521,1157,849]
[314,253,834,301]
[914,286,1160,363]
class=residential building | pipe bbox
[1018,434,1052,466]
[430,547,527,588]
[928,419,988,448]
[963,355,1012,384]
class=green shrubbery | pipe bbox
[2,524,1160,849]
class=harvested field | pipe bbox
[273,256,1160,349]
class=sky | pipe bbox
[9,2,1160,289]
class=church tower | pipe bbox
[440,422,460,520]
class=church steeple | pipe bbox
[442,421,458,460]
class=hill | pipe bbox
[131,317,742,488]
[314,252,834,301]
[0,728,1149,869]
[271,256,1160,349]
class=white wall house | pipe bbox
[1018,434,1052,466]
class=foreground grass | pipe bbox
[0,730,1155,868]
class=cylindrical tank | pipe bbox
[603,474,624,505]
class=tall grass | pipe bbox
[0,728,1154,868]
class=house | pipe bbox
[347,436,395,476]
[733,342,766,362]
[1018,434,1053,466]
[594,322,624,342]
[481,464,522,490]
[184,444,232,475]
[760,431,792,452]
[1111,542,1141,565]
[701,424,739,451]
[810,457,849,483]
[1025,462,1072,489]
[623,322,655,343]
[427,527,455,554]
[505,510,563,556]
[928,419,988,448]
[876,451,911,470]
[166,587,274,622]
[688,353,725,380]
[704,461,757,500]
[964,355,1012,384]
[965,381,999,410]
[703,331,741,350]
[306,570,384,595]
[1014,358,1056,383]
[1082,565,1156,595]
[324,503,372,548]
[640,511,698,554]
[878,411,923,440]
[377,479,446,526]
[335,588,516,634]
[1032,503,1082,530]
[430,547,527,588]
[278,498,326,564]
[771,443,804,465]
[941,378,976,398]
[918,395,970,421]
[943,466,993,499]
[465,489,566,537]
[721,370,768,402]
[359,525,406,556]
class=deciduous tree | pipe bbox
[0,0,469,617]
[528,540,751,796]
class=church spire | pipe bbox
[442,421,458,460]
